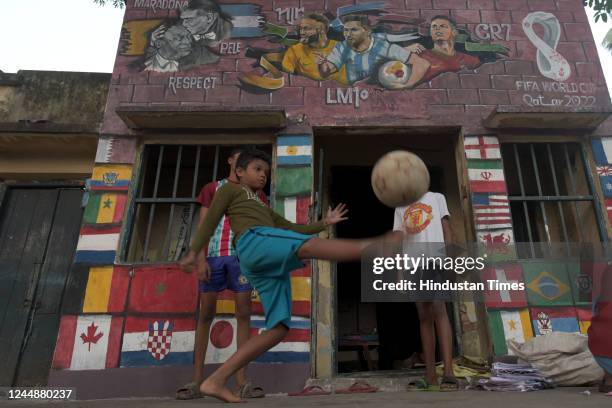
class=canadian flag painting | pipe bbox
[52,315,123,370]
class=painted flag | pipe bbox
[276,167,312,197]
[483,264,527,308]
[204,316,310,364]
[337,2,386,17]
[128,266,198,313]
[221,4,265,38]
[523,261,573,306]
[215,275,311,317]
[576,308,592,334]
[83,193,128,225]
[477,229,516,261]
[465,136,501,160]
[472,194,512,230]
[530,307,580,336]
[120,316,195,367]
[83,266,130,313]
[52,315,123,370]
[274,196,310,224]
[488,309,533,356]
[570,261,607,305]
[95,137,115,163]
[277,136,312,166]
[597,166,612,176]
[567,262,594,306]
[599,175,612,198]
[591,137,612,165]
[606,198,612,224]
[467,160,507,193]
[74,226,120,264]
[90,165,132,191]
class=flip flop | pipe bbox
[599,380,612,393]
[440,376,460,392]
[288,385,331,397]
[335,381,378,394]
[238,381,265,399]
[176,382,202,400]
[407,378,440,392]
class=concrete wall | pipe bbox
[0,70,110,127]
[0,70,111,181]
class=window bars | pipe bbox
[501,142,607,258]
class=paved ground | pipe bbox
[2,387,609,407]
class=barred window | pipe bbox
[501,142,607,258]
[124,144,271,263]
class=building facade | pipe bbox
[0,70,110,386]
[44,0,612,398]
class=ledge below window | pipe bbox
[484,106,611,130]
[115,105,286,130]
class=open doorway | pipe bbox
[313,129,465,375]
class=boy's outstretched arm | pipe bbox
[270,203,348,233]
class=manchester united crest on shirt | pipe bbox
[403,203,433,233]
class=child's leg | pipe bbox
[433,301,454,378]
[298,232,403,262]
[233,291,252,388]
[200,323,289,403]
[193,293,218,385]
[415,302,437,385]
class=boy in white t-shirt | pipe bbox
[393,191,457,391]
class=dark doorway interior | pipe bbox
[330,165,444,373]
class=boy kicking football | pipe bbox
[180,149,402,402]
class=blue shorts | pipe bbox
[199,255,253,293]
[236,227,313,330]
[595,356,612,375]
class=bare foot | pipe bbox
[201,377,244,403]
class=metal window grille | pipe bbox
[124,144,270,263]
[501,142,607,258]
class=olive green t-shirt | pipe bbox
[190,181,325,253]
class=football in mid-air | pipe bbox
[371,150,430,208]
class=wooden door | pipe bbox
[0,188,83,385]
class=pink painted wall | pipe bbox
[102,0,612,136]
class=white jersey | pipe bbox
[393,191,449,243]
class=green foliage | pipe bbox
[93,0,126,8]
[604,28,612,51]
[586,0,612,23]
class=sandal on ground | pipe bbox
[288,385,331,396]
[238,381,265,398]
[407,378,440,392]
[440,376,460,392]
[599,380,612,393]
[176,382,202,400]
[335,381,378,394]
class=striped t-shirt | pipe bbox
[326,36,411,85]
[197,179,268,257]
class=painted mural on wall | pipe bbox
[104,0,609,131]
[240,7,508,92]
[120,0,509,87]
[121,0,265,71]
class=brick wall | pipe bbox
[102,0,611,135]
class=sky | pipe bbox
[0,0,611,94]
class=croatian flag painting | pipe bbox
[120,317,195,367]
